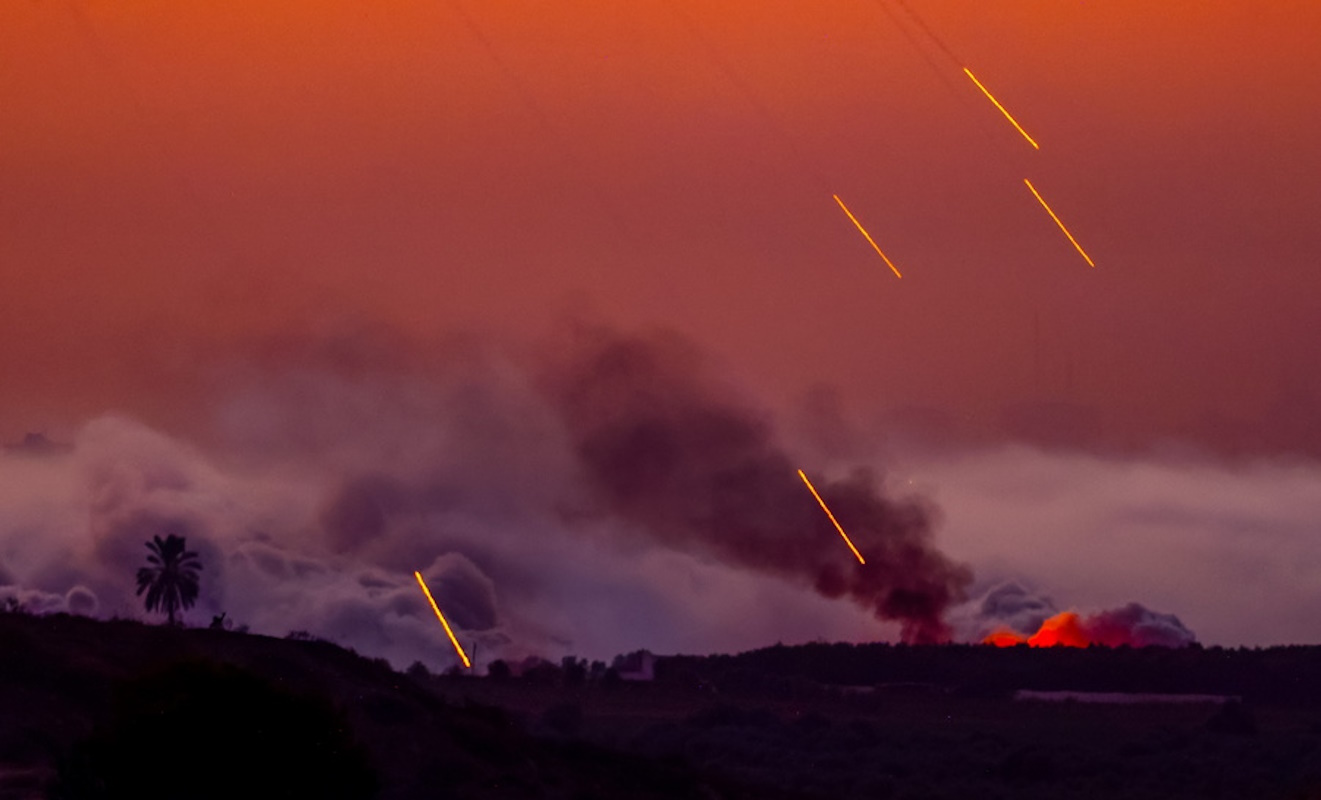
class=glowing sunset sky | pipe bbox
[4,0,1319,454]
[4,2,1321,660]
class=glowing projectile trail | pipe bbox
[963,68,1040,150]
[832,195,902,279]
[414,570,472,669]
[1023,179,1096,267]
[797,469,866,565]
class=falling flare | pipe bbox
[414,570,472,669]
[797,469,866,564]
[1024,179,1096,267]
[963,68,1040,150]
[832,194,903,279]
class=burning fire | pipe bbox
[983,629,1032,648]
[985,612,1098,647]
[985,606,1195,649]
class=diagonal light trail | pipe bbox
[1023,179,1095,267]
[798,469,866,565]
[963,68,1040,150]
[414,570,472,669]
[832,195,903,279]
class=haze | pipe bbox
[3,1,1319,664]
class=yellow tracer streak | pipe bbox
[1023,179,1096,267]
[798,469,866,565]
[415,570,472,669]
[833,195,902,278]
[963,68,1040,150]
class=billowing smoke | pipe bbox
[984,604,1196,648]
[1,326,963,665]
[902,443,1321,647]
[953,581,1060,642]
[541,328,971,643]
[955,578,1196,649]
[3,324,1247,665]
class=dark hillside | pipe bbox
[0,613,736,800]
[6,612,1321,799]
[433,651,1321,800]
[659,641,1321,705]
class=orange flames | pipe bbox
[983,629,1032,648]
[984,602,1195,649]
[985,611,1137,648]
[986,611,1092,647]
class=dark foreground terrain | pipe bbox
[2,611,1321,799]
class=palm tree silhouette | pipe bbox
[136,534,202,625]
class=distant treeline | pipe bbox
[658,642,1321,706]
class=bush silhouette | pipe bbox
[54,661,376,800]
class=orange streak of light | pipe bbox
[797,469,866,564]
[414,570,472,669]
[1023,179,1096,267]
[963,67,1040,150]
[832,194,903,279]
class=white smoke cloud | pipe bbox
[904,444,1321,646]
[947,581,1059,642]
[5,333,1317,669]
[0,344,886,668]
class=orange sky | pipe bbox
[4,1,1321,454]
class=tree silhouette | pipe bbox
[135,534,201,626]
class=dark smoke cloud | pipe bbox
[953,582,1195,647]
[420,554,499,632]
[541,327,971,643]
[1,323,1246,664]
[905,444,1321,646]
[954,581,1059,641]
[0,326,915,667]
[320,474,414,554]
[1076,604,1197,648]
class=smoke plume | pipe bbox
[2,325,966,665]
[541,327,971,643]
[1,323,1250,666]
[952,573,1196,650]
[953,581,1059,642]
